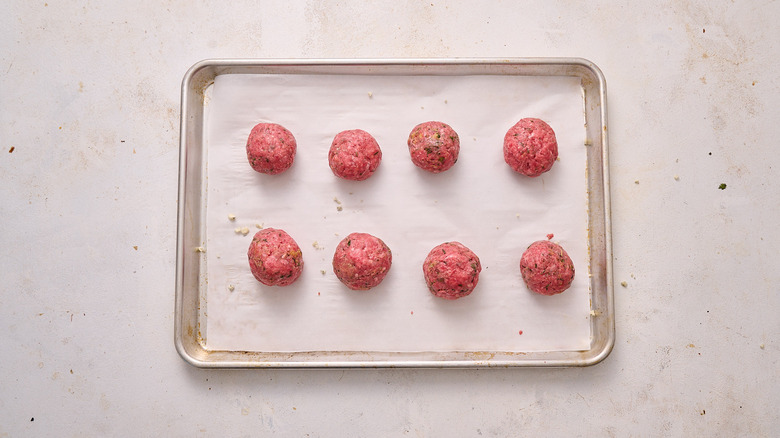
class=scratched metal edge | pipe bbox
[174,58,614,369]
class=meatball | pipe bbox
[503,118,558,177]
[422,242,482,299]
[332,233,392,290]
[407,121,460,173]
[328,129,382,181]
[519,240,575,296]
[246,123,297,175]
[247,228,304,286]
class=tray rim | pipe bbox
[175,57,614,368]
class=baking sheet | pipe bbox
[202,72,591,353]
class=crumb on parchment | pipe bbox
[228,214,236,221]
[337,206,343,211]
[255,223,263,229]
[194,247,205,253]
[621,281,628,287]
[235,227,250,236]
[228,285,234,291]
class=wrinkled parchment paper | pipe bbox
[204,72,590,352]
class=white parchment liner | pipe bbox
[204,72,591,352]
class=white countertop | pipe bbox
[1,1,778,436]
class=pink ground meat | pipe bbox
[328,129,382,181]
[247,228,304,286]
[422,242,482,300]
[332,232,392,290]
[503,118,558,177]
[407,121,460,173]
[519,240,575,296]
[246,123,297,175]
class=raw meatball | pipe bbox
[503,118,558,177]
[407,121,460,173]
[332,233,392,290]
[247,228,304,286]
[246,123,297,175]
[328,129,382,181]
[423,242,482,299]
[520,240,575,296]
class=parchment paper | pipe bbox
[204,72,590,352]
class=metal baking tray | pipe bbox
[175,58,613,368]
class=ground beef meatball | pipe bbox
[247,228,304,286]
[422,242,482,299]
[246,123,297,175]
[332,233,392,290]
[328,129,382,181]
[519,240,575,295]
[503,118,558,177]
[407,121,460,173]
